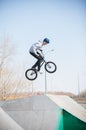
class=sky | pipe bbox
[0,0,86,94]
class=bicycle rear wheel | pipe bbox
[25,69,37,80]
[45,61,57,73]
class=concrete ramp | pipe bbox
[47,94,86,130]
[0,107,24,130]
[1,95,86,130]
[1,95,59,130]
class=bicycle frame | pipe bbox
[39,51,47,69]
[40,58,46,68]
[25,53,57,80]
[34,50,54,71]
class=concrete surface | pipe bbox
[0,95,86,130]
[1,95,59,130]
[47,94,86,123]
[0,107,24,130]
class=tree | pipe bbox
[0,36,14,99]
[0,36,13,75]
[0,36,32,100]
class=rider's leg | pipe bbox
[36,58,43,71]
[32,57,43,71]
[30,52,43,71]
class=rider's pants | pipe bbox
[30,52,43,71]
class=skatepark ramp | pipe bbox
[0,95,86,130]
[0,107,24,130]
[47,94,86,130]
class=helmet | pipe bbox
[43,38,50,43]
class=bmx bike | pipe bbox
[25,57,57,80]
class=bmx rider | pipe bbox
[29,38,50,71]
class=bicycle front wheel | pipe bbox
[45,61,57,73]
[25,69,37,80]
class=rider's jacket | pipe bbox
[29,41,43,55]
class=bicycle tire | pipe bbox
[25,69,37,80]
[45,61,57,73]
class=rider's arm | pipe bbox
[29,41,43,55]
[34,42,43,54]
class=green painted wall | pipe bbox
[56,108,63,130]
[63,110,86,130]
[56,108,86,130]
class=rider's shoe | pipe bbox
[31,67,36,70]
